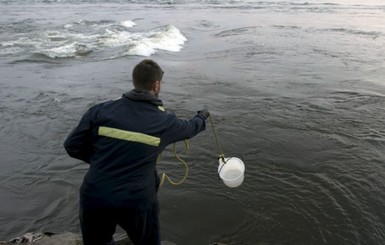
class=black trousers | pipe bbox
[79,200,160,245]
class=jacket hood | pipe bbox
[123,89,163,106]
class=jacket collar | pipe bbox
[123,89,163,106]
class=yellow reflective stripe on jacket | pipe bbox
[98,126,160,146]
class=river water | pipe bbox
[1,0,385,244]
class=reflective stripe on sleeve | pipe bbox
[98,126,160,146]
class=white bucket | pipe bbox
[218,157,245,188]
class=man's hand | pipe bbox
[197,109,210,120]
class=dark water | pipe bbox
[1,1,385,244]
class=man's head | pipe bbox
[132,59,164,97]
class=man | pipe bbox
[64,59,209,245]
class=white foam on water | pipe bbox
[1,37,37,47]
[39,42,92,58]
[123,25,187,56]
[99,29,135,47]
[0,20,186,58]
[39,43,78,58]
[100,24,187,57]
[120,20,136,28]
[0,46,24,56]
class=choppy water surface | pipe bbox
[1,1,385,244]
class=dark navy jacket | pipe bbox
[64,89,206,209]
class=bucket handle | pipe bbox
[218,156,234,176]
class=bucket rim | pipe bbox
[218,157,245,174]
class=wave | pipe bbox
[323,28,382,37]
[2,0,383,6]
[215,26,262,37]
[0,0,385,11]
[101,25,187,57]
[0,0,348,5]
[0,19,187,59]
[38,43,92,59]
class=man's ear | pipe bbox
[152,80,160,92]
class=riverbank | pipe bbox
[0,232,228,245]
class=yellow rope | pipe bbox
[159,140,190,186]
[159,115,225,187]
[208,115,225,162]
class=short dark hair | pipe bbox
[132,59,164,90]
